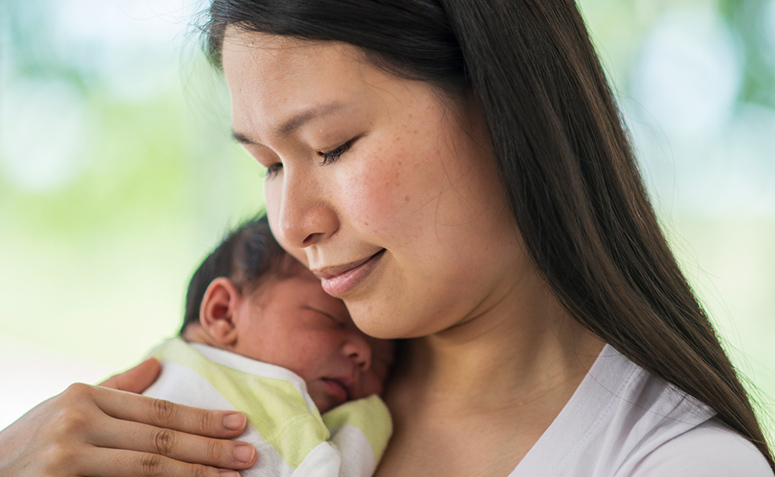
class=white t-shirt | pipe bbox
[509,345,773,476]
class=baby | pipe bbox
[142,215,394,476]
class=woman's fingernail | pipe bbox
[218,471,240,477]
[223,413,246,430]
[234,444,256,463]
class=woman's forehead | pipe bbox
[221,29,370,93]
[222,32,374,137]
[220,30,451,146]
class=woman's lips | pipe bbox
[314,249,386,297]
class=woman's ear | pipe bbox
[200,277,243,346]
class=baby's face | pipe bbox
[234,266,394,413]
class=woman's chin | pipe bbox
[349,307,428,340]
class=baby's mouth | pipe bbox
[321,377,351,404]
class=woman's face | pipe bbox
[222,31,527,339]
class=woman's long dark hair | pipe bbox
[201,0,774,468]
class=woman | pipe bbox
[2,1,773,475]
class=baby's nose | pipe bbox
[342,335,372,372]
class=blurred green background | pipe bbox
[1,0,773,442]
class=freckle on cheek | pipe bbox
[404,195,410,202]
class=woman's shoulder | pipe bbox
[511,345,773,476]
[626,418,773,476]
[591,347,773,476]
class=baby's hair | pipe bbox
[180,213,289,334]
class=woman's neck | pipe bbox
[377,280,604,476]
[387,278,605,413]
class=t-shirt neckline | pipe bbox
[508,344,636,475]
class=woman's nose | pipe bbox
[274,169,338,249]
[342,335,372,372]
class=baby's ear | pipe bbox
[200,277,242,345]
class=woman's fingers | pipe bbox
[0,382,256,476]
[93,416,257,469]
[100,357,161,392]
[76,448,242,477]
[86,384,249,439]
[68,383,257,468]
[33,433,241,477]
[38,383,255,470]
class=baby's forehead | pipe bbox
[248,256,344,305]
[243,252,313,289]
[275,252,316,280]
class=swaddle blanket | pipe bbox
[143,338,392,476]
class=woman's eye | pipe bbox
[264,163,283,179]
[317,139,355,165]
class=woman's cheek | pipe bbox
[339,157,404,227]
[350,141,437,220]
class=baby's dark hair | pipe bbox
[180,213,289,334]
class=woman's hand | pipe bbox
[0,358,257,476]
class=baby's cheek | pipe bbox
[359,371,385,398]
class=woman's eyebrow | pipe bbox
[231,101,348,146]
